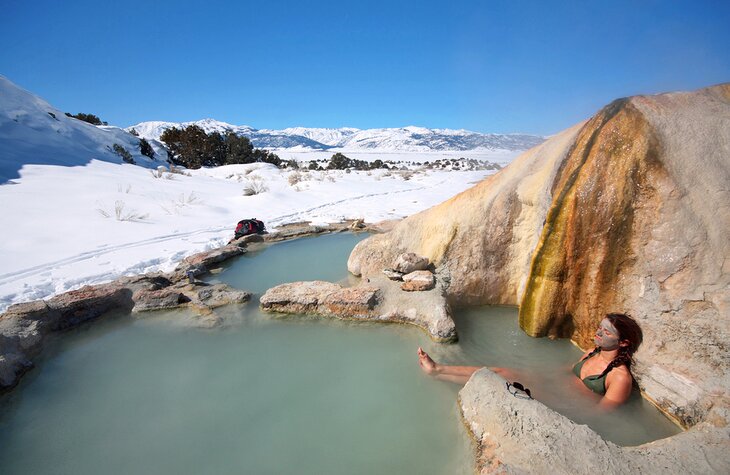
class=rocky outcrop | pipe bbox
[260,275,457,341]
[459,369,730,474]
[348,84,730,427]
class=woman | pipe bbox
[417,313,643,408]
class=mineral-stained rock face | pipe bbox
[348,84,730,427]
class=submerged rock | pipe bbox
[192,283,251,308]
[0,352,33,389]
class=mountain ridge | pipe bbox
[128,119,545,152]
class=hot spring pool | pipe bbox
[0,232,680,475]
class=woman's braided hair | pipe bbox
[596,313,643,379]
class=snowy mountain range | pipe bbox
[128,120,545,152]
[0,73,542,183]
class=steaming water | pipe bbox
[0,233,679,475]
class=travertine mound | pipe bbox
[348,84,730,427]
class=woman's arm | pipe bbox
[599,369,633,409]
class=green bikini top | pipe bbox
[572,349,609,395]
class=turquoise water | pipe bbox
[0,233,472,475]
[0,232,680,475]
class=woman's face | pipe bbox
[594,318,620,350]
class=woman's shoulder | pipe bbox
[606,364,632,385]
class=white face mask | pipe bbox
[594,318,620,350]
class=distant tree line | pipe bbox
[160,125,281,169]
[65,112,108,126]
[320,152,388,171]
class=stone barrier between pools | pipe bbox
[259,251,456,341]
[0,220,372,391]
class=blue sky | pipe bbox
[1,0,728,135]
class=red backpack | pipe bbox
[234,219,265,238]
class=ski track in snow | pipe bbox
[0,182,434,292]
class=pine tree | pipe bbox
[139,138,155,158]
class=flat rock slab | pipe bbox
[459,368,730,474]
[260,275,456,342]
[260,281,379,318]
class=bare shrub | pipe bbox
[243,175,269,196]
[178,191,200,206]
[288,171,303,186]
[151,166,175,179]
[168,164,191,176]
[97,200,148,222]
[160,192,201,215]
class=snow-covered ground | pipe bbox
[0,159,519,312]
[0,75,525,312]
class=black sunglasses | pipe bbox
[506,381,533,399]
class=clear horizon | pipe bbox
[1,0,728,135]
